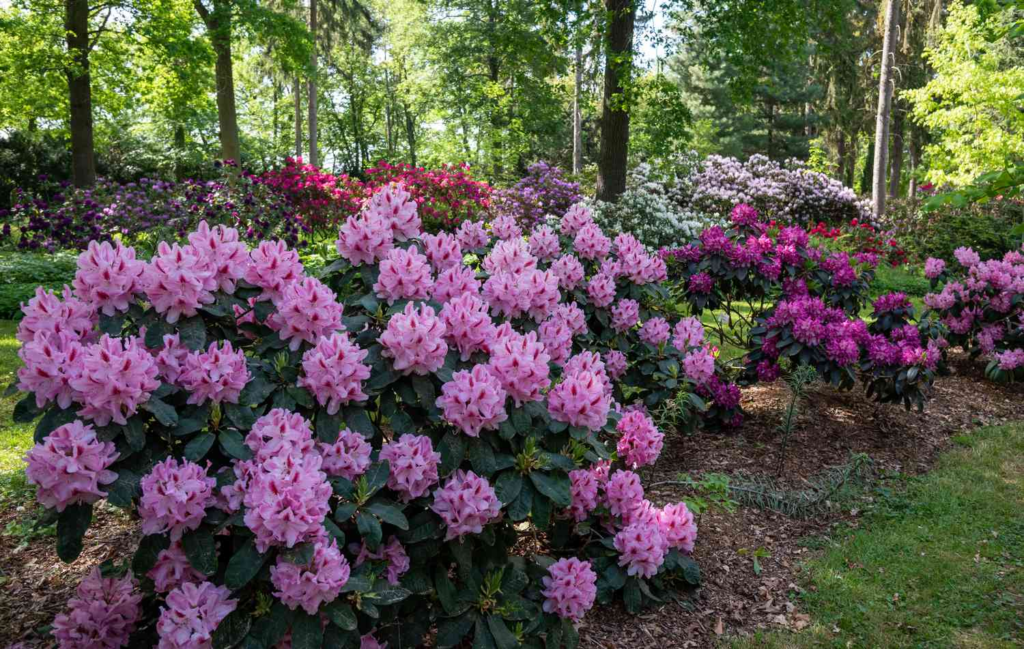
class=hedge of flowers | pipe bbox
[258,158,365,236]
[921,245,1024,382]
[364,161,493,233]
[11,191,744,647]
[808,218,909,268]
[491,161,583,230]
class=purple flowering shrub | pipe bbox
[491,161,583,230]
[14,196,712,647]
[920,245,1024,382]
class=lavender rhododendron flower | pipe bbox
[380,302,448,375]
[270,276,345,351]
[486,330,551,405]
[374,245,434,304]
[299,332,371,414]
[616,410,664,468]
[270,536,351,614]
[319,428,372,480]
[380,434,441,501]
[71,334,160,426]
[179,340,250,405]
[72,241,144,316]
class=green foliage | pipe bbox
[0,252,78,319]
[884,197,1024,266]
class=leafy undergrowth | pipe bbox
[0,320,33,504]
[733,422,1024,648]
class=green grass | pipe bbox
[733,422,1024,649]
[872,264,932,299]
[0,320,33,503]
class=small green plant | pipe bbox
[776,365,818,476]
[737,547,772,575]
[2,508,57,551]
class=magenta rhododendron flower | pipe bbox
[243,453,332,552]
[52,568,141,649]
[574,222,611,260]
[319,428,372,480]
[188,221,250,293]
[17,330,84,409]
[24,420,118,512]
[437,365,508,437]
[614,521,667,578]
[18,285,95,344]
[440,292,496,360]
[366,183,421,241]
[299,332,370,414]
[149,541,205,593]
[954,246,980,267]
[688,271,714,294]
[552,254,585,291]
[245,409,317,462]
[482,271,531,319]
[541,557,597,621]
[179,340,250,405]
[529,224,561,259]
[374,246,434,304]
[421,232,463,271]
[245,240,304,302]
[730,203,760,226]
[139,457,216,540]
[996,348,1024,370]
[336,212,395,266]
[156,581,237,649]
[587,273,616,308]
[605,469,644,518]
[604,350,627,379]
[142,242,217,323]
[270,276,345,351]
[270,536,351,614]
[548,370,611,431]
[560,203,594,236]
[431,470,502,540]
[924,257,946,279]
[610,299,639,333]
[616,410,664,468]
[673,317,705,351]
[71,334,160,426]
[73,240,144,316]
[657,502,697,553]
[683,347,715,384]
[483,238,537,276]
[490,214,522,240]
[639,317,671,346]
[568,468,599,521]
[432,265,482,303]
[351,536,410,585]
[380,302,448,375]
[487,330,551,405]
[379,434,441,502]
[456,219,490,249]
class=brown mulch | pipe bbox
[1,354,1022,648]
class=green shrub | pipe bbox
[0,252,78,319]
[883,198,1024,263]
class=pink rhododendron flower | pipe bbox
[605,470,644,518]
[270,536,351,614]
[551,302,587,335]
[360,632,388,649]
[153,333,190,384]
[336,213,395,266]
[599,258,623,279]
[379,434,441,502]
[541,558,597,622]
[614,521,667,578]
[482,271,531,319]
[483,238,537,276]
[456,220,490,249]
[573,222,611,260]
[487,330,551,405]
[529,224,561,259]
[673,317,705,351]
[366,183,421,241]
[432,265,482,303]
[380,302,448,375]
[683,347,715,384]
[491,214,523,240]
[524,269,561,322]
[17,330,84,409]
[139,457,216,540]
[561,203,594,236]
[299,333,370,414]
[179,340,249,405]
[351,536,410,585]
[437,365,508,436]
[270,276,345,351]
[18,286,95,344]
[245,409,317,462]
[245,240,304,302]
[610,299,639,333]
[538,317,573,366]
[142,242,217,323]
[24,420,118,512]
[657,502,697,553]
[954,246,980,267]
[52,568,141,649]
[568,468,599,521]
[374,246,434,304]
[548,370,611,431]
[924,257,946,279]
[318,428,372,480]
[148,541,204,593]
[563,351,612,396]
[552,254,585,291]
[188,221,250,293]
[604,350,627,379]
[616,410,664,468]
[71,334,159,426]
[243,453,332,552]
[639,317,671,346]
[431,470,502,540]
[156,581,236,649]
[587,273,616,308]
[421,232,463,271]
[73,241,144,316]
[996,348,1024,370]
[440,293,496,360]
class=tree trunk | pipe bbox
[65,0,96,188]
[273,81,280,149]
[908,132,921,198]
[836,130,847,182]
[846,131,858,189]
[572,41,583,175]
[194,0,241,166]
[294,76,303,159]
[595,0,636,202]
[888,107,904,198]
[872,0,899,219]
[403,103,417,167]
[307,0,318,167]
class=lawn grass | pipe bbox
[0,320,33,504]
[733,422,1024,649]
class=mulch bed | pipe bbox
[1,353,1021,648]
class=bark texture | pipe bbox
[65,0,96,188]
[595,0,635,202]
[872,0,899,219]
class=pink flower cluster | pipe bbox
[639,317,671,346]
[548,370,611,431]
[611,299,639,332]
[139,457,216,540]
[456,220,490,249]
[142,242,217,323]
[179,340,250,405]
[149,541,205,593]
[71,334,160,426]
[433,265,481,303]
[491,214,522,240]
[270,536,351,614]
[437,365,508,436]
[319,429,372,480]
[381,302,448,375]
[299,333,371,414]
[683,347,716,384]
[246,240,304,302]
[440,293,495,360]
[156,581,236,649]
[568,468,601,522]
[24,420,118,512]
[552,254,585,290]
[487,330,551,405]
[52,568,141,649]
[73,241,144,316]
[374,246,434,304]
[616,411,664,468]
[243,451,333,553]
[605,470,644,518]
[270,277,344,351]
[380,434,440,501]
[421,232,463,270]
[352,536,411,585]
[365,182,422,241]
[337,211,394,266]
[541,557,598,621]
[529,224,561,259]
[614,522,667,578]
[18,285,95,344]
[431,470,502,540]
[17,331,84,410]
[188,221,250,293]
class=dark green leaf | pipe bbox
[98,312,125,336]
[486,616,518,649]
[178,316,207,351]
[132,533,171,575]
[493,472,522,505]
[211,609,251,649]
[224,403,257,430]
[224,538,266,590]
[389,410,416,435]
[239,374,277,405]
[184,432,215,462]
[437,612,476,648]
[473,617,497,649]
[182,528,218,576]
[249,602,294,649]
[334,503,358,522]
[623,578,642,614]
[363,461,390,495]
[142,397,178,427]
[316,411,344,444]
[356,511,383,549]
[324,601,358,631]
[345,408,374,436]
[366,502,409,530]
[106,469,140,508]
[13,394,42,424]
[330,477,355,500]
[281,542,315,565]
[371,584,412,606]
[677,554,701,585]
[561,618,579,649]
[510,407,531,432]
[508,481,533,522]
[411,375,436,408]
[529,471,571,507]
[219,430,253,460]
[469,438,496,475]
[34,406,79,443]
[603,564,626,590]
[291,610,324,649]
[144,319,171,348]
[438,432,466,475]
[340,574,372,593]
[123,418,146,451]
[322,519,346,545]
[57,503,92,562]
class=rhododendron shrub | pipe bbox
[14,207,700,648]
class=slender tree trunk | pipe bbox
[403,104,417,167]
[836,130,847,182]
[194,0,241,166]
[908,132,921,198]
[273,81,280,149]
[573,41,583,176]
[307,0,318,167]
[294,76,303,159]
[65,0,96,188]
[872,0,899,219]
[596,0,636,202]
[846,131,858,189]
[888,108,904,198]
